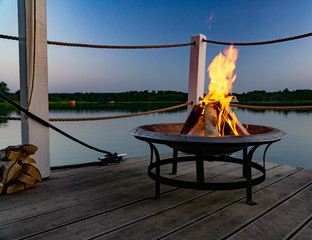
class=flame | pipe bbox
[203,45,239,136]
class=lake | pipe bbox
[0,102,311,169]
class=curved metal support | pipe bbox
[146,143,269,205]
[263,142,273,170]
[149,143,154,165]
[147,155,266,190]
[243,147,248,178]
[245,145,260,205]
[148,142,161,199]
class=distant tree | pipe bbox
[0,81,10,95]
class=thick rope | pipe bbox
[0,34,18,41]
[0,92,114,155]
[230,103,312,110]
[0,102,191,121]
[47,41,195,49]
[203,32,312,46]
[0,34,194,49]
[2,32,312,48]
[2,102,311,121]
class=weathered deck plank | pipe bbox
[162,169,312,240]
[0,154,311,240]
[227,184,312,240]
[96,165,300,240]
[0,161,238,239]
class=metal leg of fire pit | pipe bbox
[245,145,260,205]
[146,142,268,205]
[148,143,160,199]
[196,154,205,185]
[171,149,178,175]
[243,148,248,178]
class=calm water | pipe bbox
[0,103,312,169]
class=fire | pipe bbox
[203,45,239,136]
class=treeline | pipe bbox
[1,78,312,105]
[49,90,188,103]
[234,89,312,105]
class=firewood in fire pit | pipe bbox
[204,103,219,136]
[180,103,204,135]
[228,109,250,135]
[188,115,204,135]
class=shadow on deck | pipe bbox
[0,154,311,239]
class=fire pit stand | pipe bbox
[131,123,286,205]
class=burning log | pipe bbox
[180,101,249,137]
[204,103,218,136]
[188,115,205,135]
[0,144,41,194]
[180,103,204,135]
[228,109,249,135]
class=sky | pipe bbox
[0,0,312,94]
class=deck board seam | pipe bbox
[0,175,149,212]
[86,191,217,240]
[220,180,312,240]
[283,213,312,240]
[16,196,151,240]
[0,163,203,226]
[16,164,247,239]
[155,168,304,240]
[80,164,285,239]
[0,162,236,230]
[0,181,155,227]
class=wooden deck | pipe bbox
[0,154,311,240]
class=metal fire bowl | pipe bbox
[131,123,287,156]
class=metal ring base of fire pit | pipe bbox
[147,143,270,206]
[131,123,286,205]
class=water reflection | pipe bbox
[49,102,186,113]
[0,103,311,170]
[0,103,19,125]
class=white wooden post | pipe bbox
[187,34,207,115]
[18,0,50,178]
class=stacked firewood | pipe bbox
[180,102,249,136]
[0,144,42,194]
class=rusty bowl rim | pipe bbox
[130,123,287,146]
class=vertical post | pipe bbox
[18,0,50,178]
[187,34,207,115]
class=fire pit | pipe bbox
[131,123,286,205]
[131,45,286,205]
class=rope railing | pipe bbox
[0,34,195,49]
[2,32,312,49]
[0,102,192,122]
[203,32,312,46]
[47,40,196,49]
[2,102,312,122]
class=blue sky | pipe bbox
[0,0,312,93]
